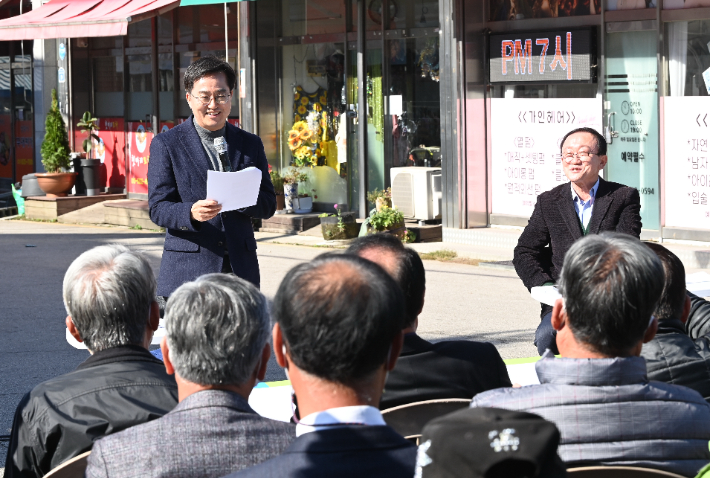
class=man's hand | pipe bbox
[191,200,222,222]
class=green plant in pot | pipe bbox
[319,203,359,240]
[36,89,75,197]
[76,111,102,196]
[367,205,405,239]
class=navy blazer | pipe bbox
[229,426,417,478]
[148,117,276,296]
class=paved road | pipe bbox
[0,220,540,466]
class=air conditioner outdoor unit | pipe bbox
[390,167,442,221]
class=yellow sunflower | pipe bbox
[293,121,308,133]
[297,105,307,115]
[300,97,309,106]
[288,130,300,141]
[294,92,301,101]
[294,114,301,122]
[300,129,314,141]
[288,137,302,151]
[319,95,327,105]
[297,146,311,158]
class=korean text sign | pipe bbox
[489,29,595,83]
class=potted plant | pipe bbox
[36,89,75,197]
[367,206,406,239]
[320,203,359,240]
[76,111,101,196]
[270,167,285,211]
[282,168,302,213]
[367,187,393,212]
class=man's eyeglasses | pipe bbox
[189,92,231,106]
[562,151,598,163]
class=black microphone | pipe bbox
[213,137,231,172]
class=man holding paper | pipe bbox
[148,56,275,298]
[513,127,641,355]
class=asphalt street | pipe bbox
[0,220,540,467]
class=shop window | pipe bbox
[489,0,600,20]
[490,84,597,98]
[93,56,124,117]
[283,0,349,36]
[91,37,122,50]
[665,20,710,97]
[177,49,238,119]
[128,20,152,48]
[158,14,173,46]
[126,54,152,121]
[370,0,439,30]
[177,5,238,44]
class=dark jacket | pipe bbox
[229,426,417,478]
[4,346,178,478]
[513,178,641,316]
[641,294,710,403]
[148,116,276,295]
[380,333,512,410]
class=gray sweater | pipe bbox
[194,121,229,172]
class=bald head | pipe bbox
[273,253,405,385]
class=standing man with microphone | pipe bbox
[148,56,275,303]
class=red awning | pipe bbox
[0,0,179,40]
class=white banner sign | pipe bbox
[491,97,603,218]
[664,96,710,229]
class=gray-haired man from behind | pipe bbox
[4,245,178,478]
[85,274,295,478]
[471,233,710,477]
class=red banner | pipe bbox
[15,120,33,180]
[127,122,152,195]
[0,115,11,179]
[93,118,126,190]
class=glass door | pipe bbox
[605,29,660,230]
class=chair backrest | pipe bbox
[44,451,91,478]
[382,398,471,442]
[568,466,687,478]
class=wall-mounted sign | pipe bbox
[58,67,65,84]
[58,43,66,61]
[489,29,595,83]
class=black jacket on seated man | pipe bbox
[642,293,710,403]
[5,346,177,478]
[380,333,512,410]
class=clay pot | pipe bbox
[35,172,78,198]
[276,194,286,210]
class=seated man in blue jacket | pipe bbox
[228,253,416,478]
[641,242,710,403]
[471,233,710,477]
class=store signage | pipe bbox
[58,67,65,84]
[489,29,595,83]
[490,97,602,217]
[58,43,66,61]
[663,96,710,230]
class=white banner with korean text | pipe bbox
[663,96,710,229]
[491,97,603,218]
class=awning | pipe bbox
[180,0,253,5]
[0,0,180,40]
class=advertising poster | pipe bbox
[490,97,602,218]
[15,120,34,180]
[93,118,125,190]
[0,115,12,179]
[663,96,710,229]
[126,122,153,195]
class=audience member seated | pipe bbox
[641,243,710,402]
[85,274,295,478]
[4,245,178,478]
[415,408,567,478]
[346,235,512,410]
[227,253,416,478]
[471,233,710,477]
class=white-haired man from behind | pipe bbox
[4,245,178,478]
[85,274,295,478]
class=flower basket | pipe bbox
[320,215,359,240]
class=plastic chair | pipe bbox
[44,451,91,478]
[567,466,686,478]
[382,398,471,444]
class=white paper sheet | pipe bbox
[687,272,710,297]
[206,167,262,212]
[530,285,562,307]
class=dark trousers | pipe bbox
[534,311,559,356]
[158,254,233,318]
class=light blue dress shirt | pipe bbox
[571,178,599,231]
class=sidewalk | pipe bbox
[255,226,710,272]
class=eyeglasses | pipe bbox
[562,151,598,163]
[189,92,231,106]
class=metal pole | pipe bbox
[151,16,159,134]
[224,2,229,62]
[357,0,368,218]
